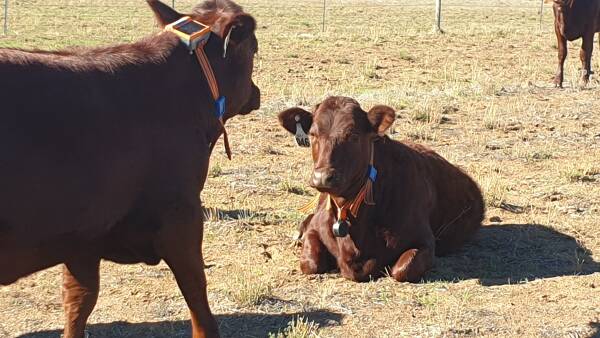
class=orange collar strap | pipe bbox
[195,39,232,160]
[299,141,377,223]
[331,180,371,221]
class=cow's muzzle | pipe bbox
[310,168,339,190]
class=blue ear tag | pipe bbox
[368,165,377,182]
[215,96,226,119]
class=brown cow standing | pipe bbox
[550,0,600,87]
[0,1,259,337]
[278,97,484,283]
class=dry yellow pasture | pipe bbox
[1,0,599,337]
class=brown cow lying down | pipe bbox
[0,1,259,337]
[278,96,484,283]
[549,0,600,87]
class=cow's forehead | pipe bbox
[313,110,354,135]
[316,96,360,113]
[313,97,361,134]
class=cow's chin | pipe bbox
[313,169,367,198]
[312,185,341,195]
[237,102,259,116]
[313,181,358,200]
[239,85,261,115]
[224,101,259,121]
[310,179,344,196]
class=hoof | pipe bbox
[552,78,563,88]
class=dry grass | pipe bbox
[1,0,600,337]
[268,317,320,338]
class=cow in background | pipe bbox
[0,0,259,337]
[550,0,600,87]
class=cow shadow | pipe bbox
[17,310,343,338]
[202,207,268,222]
[590,321,600,338]
[427,223,600,286]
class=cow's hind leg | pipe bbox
[62,256,100,338]
[554,25,568,87]
[390,247,434,283]
[580,31,595,87]
[159,204,219,338]
[163,242,219,338]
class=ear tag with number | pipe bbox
[294,115,310,147]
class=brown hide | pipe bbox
[550,0,600,87]
[0,1,259,337]
[279,97,484,283]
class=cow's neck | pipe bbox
[166,35,232,158]
[326,140,378,238]
[332,139,377,208]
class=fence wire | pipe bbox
[2,0,550,42]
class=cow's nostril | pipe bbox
[324,172,336,184]
[311,169,337,189]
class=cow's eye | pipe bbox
[349,133,360,142]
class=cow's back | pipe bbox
[401,142,484,255]
[0,38,208,283]
[0,56,150,243]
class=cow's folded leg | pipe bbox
[62,256,100,338]
[390,247,434,283]
[339,258,379,282]
[300,230,332,274]
[162,233,219,338]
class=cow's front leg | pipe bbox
[579,31,595,87]
[159,204,219,338]
[62,256,100,338]
[390,247,434,283]
[300,230,334,274]
[338,257,380,282]
[164,248,219,338]
[554,28,568,88]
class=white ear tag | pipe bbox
[223,26,234,58]
[294,115,310,147]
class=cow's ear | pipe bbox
[147,0,183,28]
[278,107,313,147]
[222,14,256,44]
[367,105,395,135]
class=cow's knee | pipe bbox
[391,248,434,283]
[299,231,330,275]
[338,258,378,283]
[300,259,320,275]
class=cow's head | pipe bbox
[278,97,395,198]
[147,0,260,120]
